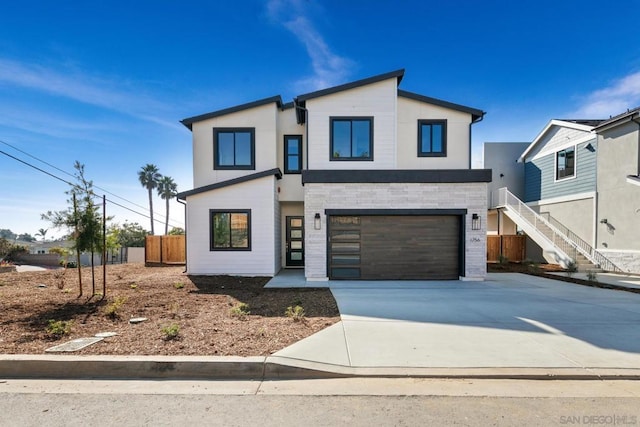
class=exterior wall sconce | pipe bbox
[471,213,481,230]
[600,218,608,224]
[314,213,321,230]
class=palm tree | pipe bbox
[138,164,161,235]
[36,228,48,242]
[157,175,178,235]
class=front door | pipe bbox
[286,216,304,267]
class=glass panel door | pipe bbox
[286,216,304,267]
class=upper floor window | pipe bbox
[556,147,575,180]
[210,210,251,251]
[418,120,447,157]
[213,128,255,170]
[330,117,373,161]
[284,135,302,174]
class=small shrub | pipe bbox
[527,262,541,274]
[161,323,180,340]
[46,320,71,338]
[104,296,127,318]
[285,305,306,321]
[586,271,598,282]
[60,260,77,268]
[566,261,577,277]
[169,302,180,319]
[174,282,185,290]
[53,269,66,290]
[230,303,250,319]
[498,255,509,266]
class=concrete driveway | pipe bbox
[273,273,640,372]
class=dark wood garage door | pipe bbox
[328,215,460,280]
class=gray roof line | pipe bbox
[398,90,485,122]
[295,69,405,102]
[177,168,282,200]
[593,107,640,131]
[302,169,492,184]
[180,96,284,130]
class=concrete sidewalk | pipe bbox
[548,271,640,290]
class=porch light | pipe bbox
[314,213,321,230]
[471,213,481,230]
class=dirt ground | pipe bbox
[0,264,339,356]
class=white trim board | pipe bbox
[531,134,595,162]
[519,119,595,162]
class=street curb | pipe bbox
[2,355,640,380]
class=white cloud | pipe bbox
[574,71,640,118]
[266,0,354,92]
[0,58,178,129]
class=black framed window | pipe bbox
[213,128,255,170]
[556,147,575,180]
[330,117,373,160]
[210,210,251,251]
[284,135,302,174]
[418,120,447,157]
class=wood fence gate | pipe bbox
[487,235,526,262]
[145,235,186,265]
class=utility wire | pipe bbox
[0,148,183,228]
[0,139,178,224]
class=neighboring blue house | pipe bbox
[518,119,601,250]
[488,118,635,273]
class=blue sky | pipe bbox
[1,0,640,238]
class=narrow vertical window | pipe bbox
[556,147,575,180]
[284,135,302,174]
[418,120,447,157]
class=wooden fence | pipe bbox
[145,235,186,265]
[487,235,526,263]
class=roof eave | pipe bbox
[180,95,284,131]
[594,109,640,133]
[177,168,283,200]
[296,69,405,103]
[518,119,598,162]
[397,90,485,122]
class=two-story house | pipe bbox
[177,69,491,280]
[592,108,640,272]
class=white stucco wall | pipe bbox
[190,102,279,188]
[529,196,595,246]
[304,182,488,280]
[277,107,305,201]
[185,175,279,276]
[596,120,640,273]
[397,97,472,169]
[306,78,398,169]
[483,142,529,205]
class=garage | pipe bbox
[328,213,462,280]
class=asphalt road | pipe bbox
[1,379,639,426]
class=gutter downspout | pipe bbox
[177,198,187,274]
[294,100,309,172]
[632,116,640,177]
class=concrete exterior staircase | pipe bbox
[494,188,621,273]
[574,253,603,273]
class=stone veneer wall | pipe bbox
[304,182,488,280]
[598,250,640,274]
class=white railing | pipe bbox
[496,187,622,273]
